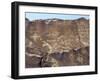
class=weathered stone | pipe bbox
[25,54,42,68]
[74,46,89,65]
[25,18,89,68]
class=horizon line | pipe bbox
[25,12,89,21]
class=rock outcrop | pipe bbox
[25,18,89,68]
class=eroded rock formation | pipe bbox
[25,18,89,68]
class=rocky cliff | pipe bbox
[25,18,89,68]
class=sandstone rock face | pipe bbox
[25,18,89,68]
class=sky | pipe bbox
[25,12,89,21]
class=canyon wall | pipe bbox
[25,18,89,68]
